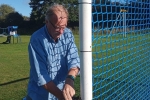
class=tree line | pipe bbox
[93,1,150,29]
[0,0,149,35]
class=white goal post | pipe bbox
[78,0,92,100]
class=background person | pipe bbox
[2,26,12,44]
[26,3,80,100]
[2,36,11,44]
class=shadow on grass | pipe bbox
[0,42,10,44]
[0,77,29,86]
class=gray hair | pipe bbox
[45,3,68,20]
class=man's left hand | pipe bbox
[63,78,75,100]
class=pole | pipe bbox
[78,0,92,100]
[121,9,127,37]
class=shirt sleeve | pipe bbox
[66,32,80,72]
[28,39,52,86]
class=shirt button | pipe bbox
[57,64,59,65]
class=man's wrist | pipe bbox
[66,75,75,81]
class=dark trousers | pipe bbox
[3,36,11,43]
[6,36,11,43]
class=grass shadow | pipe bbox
[0,77,29,86]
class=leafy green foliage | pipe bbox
[29,0,79,26]
[0,4,15,21]
[0,4,24,27]
[5,12,24,26]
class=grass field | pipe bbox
[92,33,150,99]
[0,33,150,100]
[0,35,80,100]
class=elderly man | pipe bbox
[26,3,80,100]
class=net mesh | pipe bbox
[92,0,150,99]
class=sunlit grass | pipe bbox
[0,32,150,99]
[92,33,150,99]
[0,35,80,100]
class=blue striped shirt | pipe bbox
[27,25,80,100]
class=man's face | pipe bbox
[46,11,67,41]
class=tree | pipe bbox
[29,0,52,28]
[0,4,24,28]
[0,4,15,26]
[29,0,79,28]
[5,12,24,26]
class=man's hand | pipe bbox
[63,78,75,100]
[63,67,79,100]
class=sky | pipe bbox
[0,0,31,17]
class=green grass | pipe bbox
[0,35,80,100]
[0,36,30,100]
[92,33,150,99]
[0,33,150,100]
